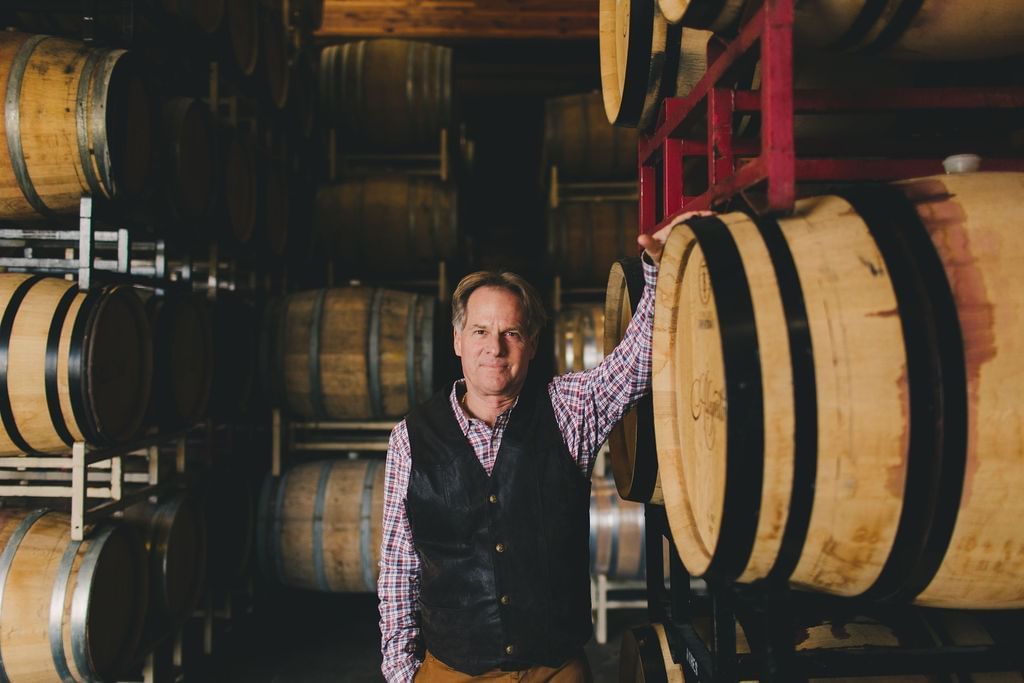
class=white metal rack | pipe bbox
[0,197,167,290]
[271,408,394,476]
[0,431,188,540]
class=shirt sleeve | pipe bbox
[378,421,422,683]
[549,255,659,476]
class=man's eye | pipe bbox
[505,331,520,338]
[473,329,486,336]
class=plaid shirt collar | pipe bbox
[449,379,518,436]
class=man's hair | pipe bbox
[451,271,548,341]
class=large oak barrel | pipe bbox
[159,97,215,226]
[258,458,385,592]
[319,40,452,152]
[125,494,207,634]
[0,274,151,455]
[660,0,1024,60]
[591,477,647,581]
[600,0,716,130]
[0,509,148,682]
[146,293,213,430]
[314,176,460,278]
[652,172,1024,609]
[619,623,682,683]
[225,0,259,77]
[0,32,151,220]
[263,287,437,420]
[544,92,637,180]
[554,304,605,375]
[548,201,637,286]
[606,258,660,504]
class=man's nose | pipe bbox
[486,332,506,356]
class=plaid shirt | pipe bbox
[378,259,657,682]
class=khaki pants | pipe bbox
[414,650,593,682]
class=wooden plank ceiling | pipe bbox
[317,0,599,40]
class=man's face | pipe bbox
[454,286,536,400]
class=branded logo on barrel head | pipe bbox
[698,260,710,305]
[690,369,725,450]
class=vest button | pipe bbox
[495,543,506,553]
[500,594,510,605]
[489,494,498,504]
[505,644,515,656]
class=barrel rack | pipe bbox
[636,0,1024,231]
[0,196,237,683]
[633,0,1024,679]
[328,127,452,182]
[548,162,637,311]
[642,506,1024,681]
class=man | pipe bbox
[378,218,690,681]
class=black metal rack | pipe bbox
[642,505,1024,682]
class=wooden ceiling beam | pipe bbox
[317,0,599,40]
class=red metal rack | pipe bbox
[638,0,1024,233]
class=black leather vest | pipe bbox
[405,385,593,675]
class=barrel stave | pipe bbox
[318,289,374,419]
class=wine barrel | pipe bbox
[259,156,290,258]
[652,172,1024,608]
[218,128,257,246]
[660,0,1024,61]
[146,294,213,429]
[258,459,386,592]
[600,0,681,129]
[209,295,258,420]
[261,0,291,110]
[264,287,437,420]
[125,494,207,631]
[619,624,682,683]
[548,200,637,286]
[606,258,661,504]
[0,274,151,455]
[591,477,647,581]
[554,304,605,375]
[224,0,259,77]
[159,97,215,225]
[319,40,452,152]
[159,0,225,33]
[0,32,151,220]
[314,176,460,278]
[0,509,148,682]
[544,92,638,180]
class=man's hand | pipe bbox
[637,210,715,266]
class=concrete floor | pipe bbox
[204,587,644,682]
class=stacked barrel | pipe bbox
[544,92,636,376]
[256,37,465,595]
[0,1,326,679]
[598,0,1024,677]
[312,39,466,282]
